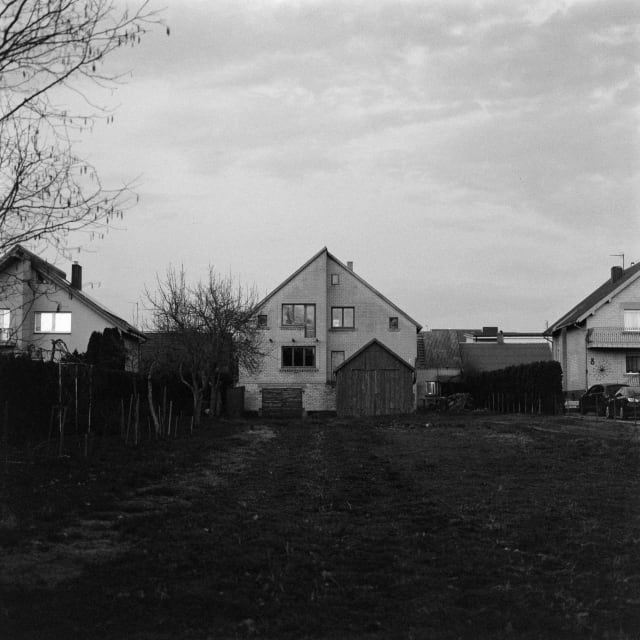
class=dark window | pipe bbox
[332,307,354,328]
[389,316,399,330]
[257,314,268,328]
[626,355,640,372]
[331,350,345,373]
[282,346,315,368]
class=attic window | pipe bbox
[389,317,399,330]
[624,310,640,331]
[331,274,340,285]
[257,314,268,328]
[35,312,71,333]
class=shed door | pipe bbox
[261,388,303,418]
[351,369,399,416]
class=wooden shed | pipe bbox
[335,339,415,417]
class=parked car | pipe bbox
[606,386,640,419]
[579,383,628,416]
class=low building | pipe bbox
[416,326,552,407]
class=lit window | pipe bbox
[332,307,354,328]
[282,346,315,368]
[624,310,640,331]
[34,312,71,333]
[0,309,9,342]
[389,316,399,330]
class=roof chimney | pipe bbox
[347,261,353,271]
[611,266,624,283]
[71,262,82,290]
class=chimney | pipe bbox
[347,261,353,271]
[611,266,624,283]
[71,262,82,290]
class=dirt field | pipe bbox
[1,413,639,639]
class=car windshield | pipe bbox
[617,387,640,398]
[605,384,628,393]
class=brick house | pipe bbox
[545,264,640,395]
[238,248,422,415]
[0,245,145,369]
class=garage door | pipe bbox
[261,388,303,418]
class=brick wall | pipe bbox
[239,250,419,413]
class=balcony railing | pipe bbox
[587,327,640,348]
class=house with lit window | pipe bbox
[0,245,145,370]
[545,263,640,395]
[239,248,422,416]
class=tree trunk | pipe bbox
[147,361,161,437]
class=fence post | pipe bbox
[58,362,64,457]
[2,401,7,478]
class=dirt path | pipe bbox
[1,415,639,639]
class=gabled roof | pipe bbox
[460,342,552,373]
[546,262,640,335]
[256,247,422,330]
[416,329,466,369]
[0,245,145,341]
[334,338,414,373]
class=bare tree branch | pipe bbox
[144,266,264,426]
[0,0,165,256]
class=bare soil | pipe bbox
[1,413,639,639]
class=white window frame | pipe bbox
[0,309,10,342]
[624,310,640,331]
[34,311,72,334]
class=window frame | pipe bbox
[257,314,268,329]
[34,311,72,334]
[0,309,10,343]
[626,354,640,373]
[331,274,340,285]
[281,345,316,369]
[389,316,399,330]
[331,306,355,329]
[624,310,640,332]
[281,303,316,338]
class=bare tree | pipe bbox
[0,0,164,255]
[144,266,263,427]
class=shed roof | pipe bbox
[460,342,552,373]
[416,329,466,369]
[334,339,414,373]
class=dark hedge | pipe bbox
[0,356,193,447]
[463,360,564,414]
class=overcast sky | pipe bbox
[56,0,639,332]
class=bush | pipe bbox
[463,360,563,414]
